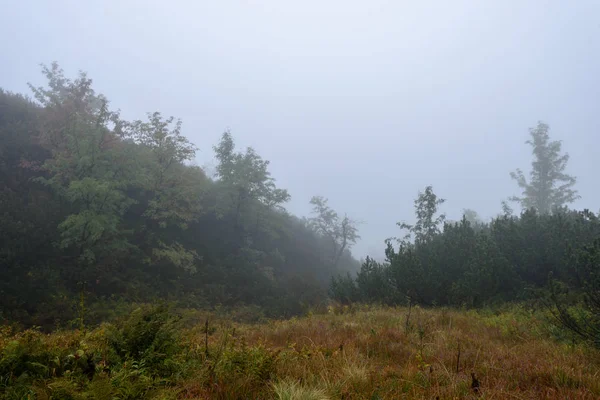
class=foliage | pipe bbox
[1,306,599,399]
[213,130,290,244]
[29,63,136,270]
[355,256,392,304]
[510,121,579,213]
[397,185,445,245]
[308,196,360,268]
[550,238,600,347]
[329,273,360,305]
[107,304,182,376]
[3,62,600,398]
[332,184,600,309]
[0,64,359,329]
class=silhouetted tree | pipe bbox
[510,122,579,214]
[308,196,360,268]
[398,185,445,245]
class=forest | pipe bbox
[1,65,599,399]
[0,64,361,329]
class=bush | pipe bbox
[550,239,600,347]
[0,305,193,398]
[216,343,278,382]
[107,304,182,377]
[0,328,57,379]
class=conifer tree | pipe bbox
[510,122,579,213]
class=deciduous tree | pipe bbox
[308,196,359,268]
[398,185,445,245]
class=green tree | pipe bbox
[329,273,360,305]
[128,112,204,271]
[213,131,290,244]
[551,239,600,347]
[308,196,360,268]
[355,256,391,303]
[500,200,514,217]
[0,63,365,327]
[29,63,135,271]
[462,209,481,225]
[451,233,516,307]
[385,241,426,304]
[510,122,579,214]
[0,89,64,322]
[398,186,445,245]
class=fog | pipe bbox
[2,0,599,260]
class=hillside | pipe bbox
[2,63,600,399]
[0,65,360,329]
[3,2,600,398]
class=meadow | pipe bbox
[1,304,599,399]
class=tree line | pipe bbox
[332,205,600,307]
[0,64,360,328]
[1,64,598,343]
[330,121,599,344]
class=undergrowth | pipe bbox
[1,304,599,399]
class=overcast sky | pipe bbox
[2,0,599,260]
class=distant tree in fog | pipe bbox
[308,196,360,268]
[510,121,579,214]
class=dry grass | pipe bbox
[181,304,600,399]
[3,305,600,399]
[272,379,330,400]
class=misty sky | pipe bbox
[2,0,600,260]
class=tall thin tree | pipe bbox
[398,185,446,245]
[510,122,579,214]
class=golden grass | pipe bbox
[3,305,600,399]
[182,305,600,399]
[272,379,330,400]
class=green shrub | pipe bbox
[216,343,278,382]
[107,304,182,377]
[0,328,56,379]
[109,360,155,399]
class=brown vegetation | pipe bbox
[2,305,599,399]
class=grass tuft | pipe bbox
[273,379,329,400]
